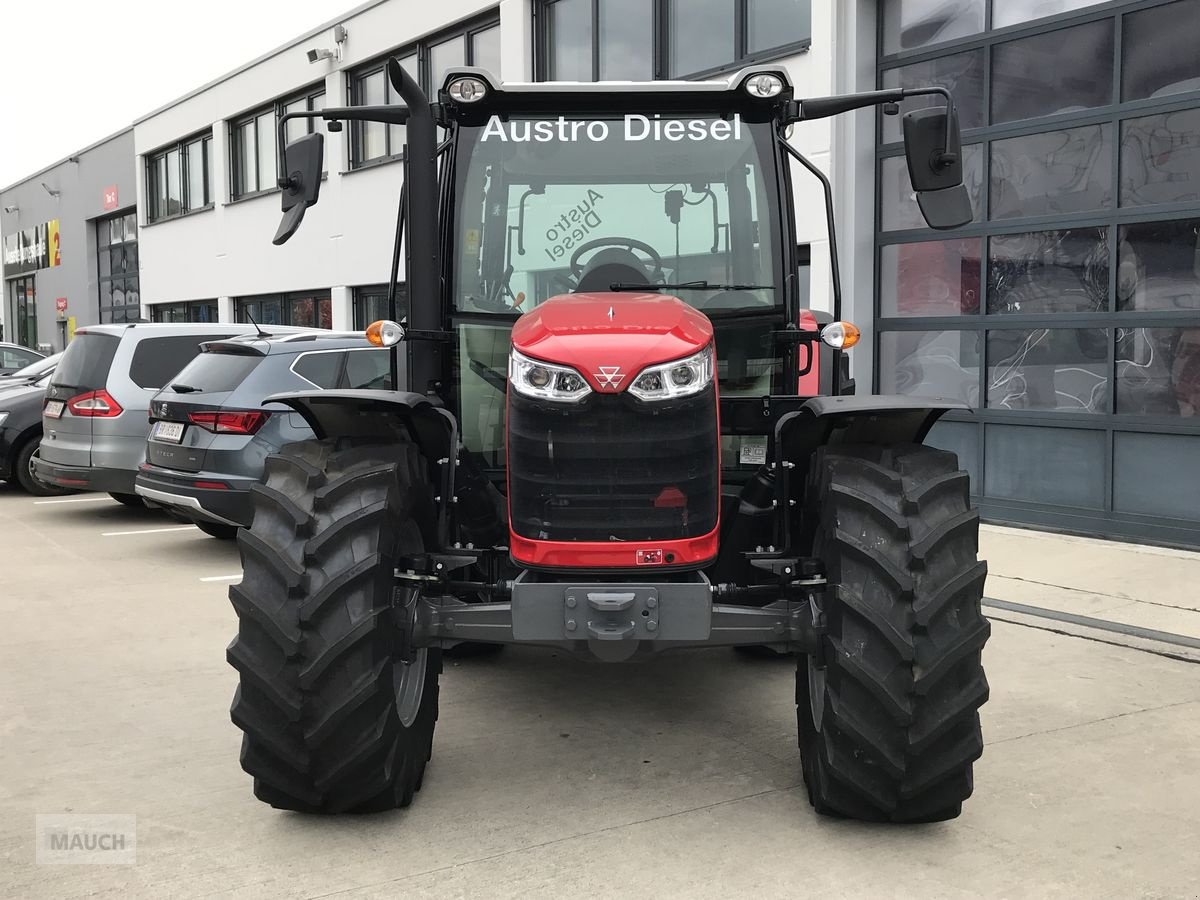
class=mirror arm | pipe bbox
[777,135,842,324]
[897,86,958,170]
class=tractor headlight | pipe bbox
[628,346,714,402]
[448,77,488,103]
[744,73,784,98]
[509,349,592,403]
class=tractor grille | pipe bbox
[507,387,720,543]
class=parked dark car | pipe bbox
[0,373,69,496]
[0,343,45,375]
[134,331,392,538]
[0,351,61,389]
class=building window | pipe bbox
[347,14,500,169]
[146,132,212,221]
[353,283,407,329]
[875,0,1200,545]
[235,291,332,328]
[150,300,219,323]
[97,211,141,324]
[8,276,37,348]
[232,85,328,199]
[538,0,811,81]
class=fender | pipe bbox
[774,395,970,551]
[264,389,458,544]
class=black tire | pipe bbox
[109,492,145,508]
[14,438,71,496]
[196,520,239,540]
[796,444,990,823]
[227,438,441,814]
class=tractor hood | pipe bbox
[510,293,713,394]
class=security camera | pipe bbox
[307,48,335,64]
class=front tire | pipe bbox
[227,438,440,813]
[196,520,239,540]
[797,444,990,823]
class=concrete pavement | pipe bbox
[1,486,1198,898]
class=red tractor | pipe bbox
[227,64,988,823]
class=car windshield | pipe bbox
[5,351,57,378]
[452,113,783,315]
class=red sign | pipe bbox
[55,297,68,313]
[102,185,119,211]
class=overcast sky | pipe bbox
[1,0,344,187]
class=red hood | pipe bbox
[510,293,713,394]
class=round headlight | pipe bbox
[527,366,552,389]
[745,73,784,98]
[669,365,694,386]
[448,77,488,103]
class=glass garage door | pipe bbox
[876,0,1200,547]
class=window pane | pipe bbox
[549,0,592,81]
[747,0,811,54]
[186,141,205,210]
[988,228,1109,315]
[290,296,316,327]
[880,239,982,316]
[669,0,735,77]
[599,0,653,80]
[310,92,326,138]
[98,248,111,277]
[879,330,981,406]
[991,20,1113,124]
[471,25,502,74]
[345,349,392,389]
[984,424,1105,508]
[1122,0,1200,101]
[1114,433,1200,518]
[1117,327,1200,416]
[154,156,168,220]
[237,122,258,194]
[111,246,126,276]
[430,35,467,89]
[1120,107,1200,207]
[880,144,982,231]
[990,124,1112,220]
[357,69,387,162]
[284,98,307,144]
[1117,218,1200,311]
[97,219,110,249]
[882,0,983,55]
[125,212,137,241]
[880,50,983,144]
[993,0,1104,27]
[256,112,276,192]
[293,352,343,388]
[987,328,1109,412]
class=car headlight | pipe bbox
[628,346,714,401]
[509,349,592,403]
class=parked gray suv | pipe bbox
[134,331,392,537]
[37,323,270,503]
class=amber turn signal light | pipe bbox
[820,321,860,350]
[366,319,406,347]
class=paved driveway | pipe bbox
[2,487,1198,898]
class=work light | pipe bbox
[448,77,488,103]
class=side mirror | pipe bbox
[272,133,324,246]
[902,107,972,230]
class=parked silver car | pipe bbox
[36,323,274,504]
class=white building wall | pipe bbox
[134,0,847,331]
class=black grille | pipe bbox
[508,387,719,542]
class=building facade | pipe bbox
[2,0,1197,546]
[0,129,138,351]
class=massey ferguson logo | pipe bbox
[594,366,624,390]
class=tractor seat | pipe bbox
[576,248,651,293]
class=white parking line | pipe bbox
[102,525,199,537]
[199,574,242,583]
[33,496,111,505]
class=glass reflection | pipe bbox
[988,229,1109,315]
[881,50,984,144]
[991,20,1113,123]
[990,125,1112,219]
[1117,327,1200,416]
[881,0,984,54]
[881,144,983,231]
[1122,0,1200,101]
[1120,107,1200,207]
[880,239,982,316]
[1117,219,1200,311]
[879,330,981,406]
[987,329,1108,412]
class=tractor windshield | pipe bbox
[452,113,783,315]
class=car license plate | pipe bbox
[153,421,185,443]
[44,400,64,419]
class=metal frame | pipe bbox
[234,290,333,328]
[533,0,813,82]
[145,130,213,222]
[149,298,219,323]
[95,210,141,325]
[873,0,1200,546]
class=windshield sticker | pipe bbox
[544,190,604,262]
[481,114,743,144]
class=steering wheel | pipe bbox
[569,237,664,283]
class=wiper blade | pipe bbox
[608,281,775,292]
[171,383,202,394]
